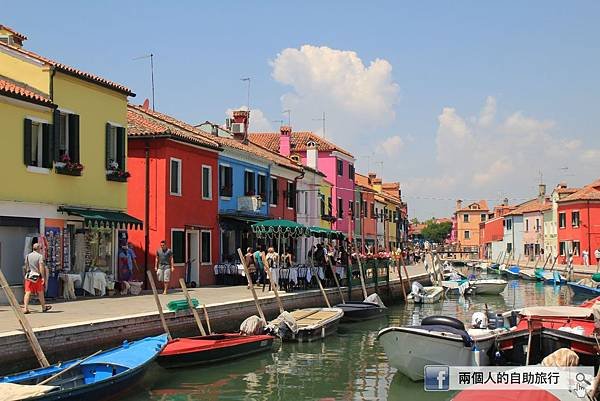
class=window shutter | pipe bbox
[24,119,32,166]
[116,127,125,170]
[42,123,52,168]
[69,114,80,163]
[105,123,111,169]
[52,109,60,161]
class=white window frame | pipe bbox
[219,163,232,200]
[464,230,470,240]
[287,180,295,210]
[59,111,69,159]
[201,165,212,200]
[257,172,267,200]
[572,210,580,228]
[170,158,182,196]
[25,116,50,172]
[170,228,185,266]
[200,230,212,265]
[270,176,278,207]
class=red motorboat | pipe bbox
[496,305,599,367]
[158,333,274,369]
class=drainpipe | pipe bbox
[588,200,592,258]
[143,141,150,289]
[49,66,56,101]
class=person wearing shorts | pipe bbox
[23,243,51,314]
[155,240,174,295]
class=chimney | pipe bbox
[306,140,318,170]
[368,172,377,184]
[279,125,291,157]
[538,183,546,203]
[232,110,249,142]
[456,199,462,211]
[503,197,509,206]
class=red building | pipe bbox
[481,216,505,259]
[127,104,222,287]
[556,178,600,264]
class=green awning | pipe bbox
[309,226,346,240]
[59,206,143,229]
[251,219,309,238]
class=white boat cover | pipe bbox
[520,306,593,318]
[0,383,57,401]
[266,311,298,335]
[239,315,265,335]
[364,293,386,308]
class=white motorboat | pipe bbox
[406,282,444,303]
[469,279,507,295]
[377,315,503,381]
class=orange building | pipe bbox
[454,199,489,253]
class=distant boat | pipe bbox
[336,293,387,323]
[502,265,520,278]
[469,279,507,295]
[266,308,344,342]
[567,281,600,298]
[540,271,566,285]
[406,283,444,304]
[518,268,538,281]
[158,333,274,369]
[0,334,167,401]
[486,263,500,274]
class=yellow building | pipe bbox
[320,179,334,229]
[0,25,139,294]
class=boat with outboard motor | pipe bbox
[336,293,387,322]
[406,282,444,303]
[378,314,505,381]
[469,278,508,295]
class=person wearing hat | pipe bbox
[22,243,51,314]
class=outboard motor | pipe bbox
[471,312,488,329]
[411,282,424,303]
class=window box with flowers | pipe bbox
[54,154,84,176]
[106,159,130,182]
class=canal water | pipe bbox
[123,277,577,401]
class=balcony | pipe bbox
[237,195,263,212]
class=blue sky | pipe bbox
[4,1,599,218]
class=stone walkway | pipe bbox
[0,264,427,334]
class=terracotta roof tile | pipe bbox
[128,105,301,172]
[0,24,27,41]
[128,105,220,149]
[560,179,600,202]
[506,198,551,215]
[0,76,53,106]
[354,173,373,190]
[249,131,354,158]
[0,41,134,96]
[457,200,489,212]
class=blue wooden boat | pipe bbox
[568,282,600,298]
[541,271,567,285]
[503,265,520,278]
[0,334,167,400]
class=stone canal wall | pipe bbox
[0,273,429,374]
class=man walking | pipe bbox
[155,240,174,295]
[22,243,51,314]
[595,248,600,273]
[582,249,590,267]
[253,245,265,289]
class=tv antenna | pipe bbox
[272,119,285,127]
[312,112,326,138]
[283,109,291,126]
[133,53,155,110]
[240,77,251,111]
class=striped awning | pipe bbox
[58,206,143,229]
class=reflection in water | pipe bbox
[123,278,572,401]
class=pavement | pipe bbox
[0,263,428,335]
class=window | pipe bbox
[535,218,540,232]
[370,203,375,219]
[219,165,233,197]
[337,159,343,176]
[506,219,512,230]
[172,230,185,264]
[349,200,354,219]
[559,241,566,256]
[525,219,529,232]
[244,171,255,195]
[328,196,332,215]
[463,214,469,223]
[348,164,355,180]
[337,198,344,218]
[286,181,296,208]
[573,241,580,256]
[507,243,513,254]
[572,211,580,228]
[559,212,566,228]
[257,174,267,200]
[480,213,486,222]
[23,118,52,168]
[201,165,212,200]
[105,123,125,171]
[170,158,181,195]
[270,177,278,205]
[320,194,325,216]
[201,231,211,264]
[57,111,80,162]
[464,230,470,240]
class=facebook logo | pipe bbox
[424,365,450,391]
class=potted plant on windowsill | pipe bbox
[106,159,130,182]
[55,154,84,176]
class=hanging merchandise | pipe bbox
[45,227,62,274]
[63,226,72,271]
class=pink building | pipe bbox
[250,128,355,233]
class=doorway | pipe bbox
[186,230,200,286]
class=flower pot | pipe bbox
[55,167,82,176]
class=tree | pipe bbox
[421,221,452,244]
[410,217,420,225]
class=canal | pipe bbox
[123,278,576,401]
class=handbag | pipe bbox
[24,255,41,282]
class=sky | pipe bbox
[4,1,600,219]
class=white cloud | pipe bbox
[376,135,404,156]
[225,106,273,132]
[478,96,496,127]
[270,45,399,144]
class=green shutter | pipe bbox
[52,109,60,161]
[42,123,52,168]
[116,127,125,170]
[69,114,80,163]
[24,119,32,166]
[105,123,111,169]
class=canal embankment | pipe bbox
[0,266,430,374]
